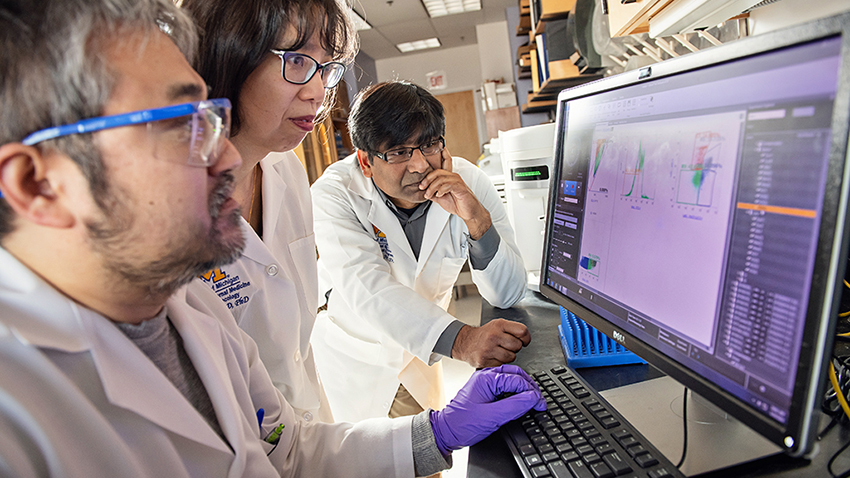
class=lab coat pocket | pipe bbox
[289,233,319,314]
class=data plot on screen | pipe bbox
[621,141,656,200]
[588,139,617,194]
[677,131,724,207]
[577,111,744,347]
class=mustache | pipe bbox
[404,173,428,187]
[209,171,235,218]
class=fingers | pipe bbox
[419,170,465,200]
[498,318,531,346]
[453,320,532,368]
[441,148,453,172]
[486,375,547,415]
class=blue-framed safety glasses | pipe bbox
[21,98,232,168]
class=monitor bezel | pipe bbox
[538,13,850,457]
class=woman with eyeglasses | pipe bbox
[180,0,356,425]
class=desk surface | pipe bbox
[468,291,850,478]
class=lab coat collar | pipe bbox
[239,218,276,266]
[0,248,237,457]
[344,155,418,263]
[0,247,90,352]
[87,292,235,456]
[258,152,286,245]
[416,202,450,276]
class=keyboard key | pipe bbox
[548,461,573,478]
[532,436,549,447]
[595,443,613,455]
[511,429,531,448]
[568,459,595,478]
[519,444,536,456]
[589,436,608,447]
[555,443,572,454]
[576,444,594,456]
[600,417,620,429]
[570,437,588,448]
[648,467,675,478]
[543,451,561,463]
[617,436,637,448]
[626,444,648,458]
[537,443,554,454]
[583,452,602,464]
[550,434,568,445]
[525,454,543,466]
[635,453,659,468]
[573,388,591,399]
[561,450,580,462]
[589,461,614,478]
[602,452,632,476]
[611,429,631,441]
[531,464,551,477]
[552,365,567,374]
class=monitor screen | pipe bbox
[540,14,850,457]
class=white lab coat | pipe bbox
[189,151,332,424]
[0,247,414,477]
[311,154,526,422]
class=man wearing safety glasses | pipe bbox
[311,81,531,424]
[0,1,544,476]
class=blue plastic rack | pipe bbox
[558,307,645,368]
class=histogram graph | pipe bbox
[621,141,655,200]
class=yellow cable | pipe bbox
[839,332,850,337]
[845,280,850,289]
[841,311,850,318]
[830,362,850,421]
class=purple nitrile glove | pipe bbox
[429,364,547,456]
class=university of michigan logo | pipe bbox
[199,268,252,310]
[372,224,393,263]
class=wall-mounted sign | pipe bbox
[426,70,447,90]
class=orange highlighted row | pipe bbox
[737,202,817,218]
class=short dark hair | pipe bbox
[0,0,196,242]
[348,81,445,162]
[181,0,358,135]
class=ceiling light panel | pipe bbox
[396,37,442,53]
[422,0,481,18]
[350,9,372,30]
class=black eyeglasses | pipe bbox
[269,50,346,89]
[375,137,446,164]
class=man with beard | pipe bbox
[0,1,544,476]
[312,81,531,423]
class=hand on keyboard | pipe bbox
[430,365,547,455]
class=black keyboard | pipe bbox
[502,366,684,478]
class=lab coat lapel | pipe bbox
[415,203,451,276]
[168,290,253,476]
[85,302,234,456]
[258,153,286,247]
[348,163,417,264]
[367,195,416,264]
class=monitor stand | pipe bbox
[600,375,782,475]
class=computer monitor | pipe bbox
[539,11,850,464]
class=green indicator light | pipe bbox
[516,171,542,177]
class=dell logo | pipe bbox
[612,330,626,344]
